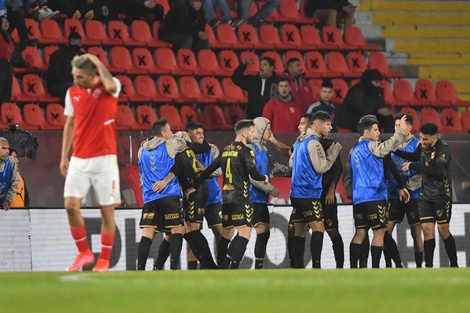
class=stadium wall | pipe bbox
[1,204,469,271]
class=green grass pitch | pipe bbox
[1,269,470,313]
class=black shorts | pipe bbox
[322,201,339,232]
[222,201,253,228]
[183,184,208,224]
[290,197,323,225]
[139,196,184,232]
[205,202,222,228]
[388,199,420,226]
[252,203,270,227]
[353,200,388,230]
[420,198,452,224]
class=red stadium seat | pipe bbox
[237,24,275,50]
[420,108,442,130]
[222,77,248,104]
[134,75,159,102]
[381,80,401,107]
[108,20,144,46]
[180,105,201,124]
[224,105,246,127]
[278,0,316,24]
[44,103,66,130]
[11,76,37,102]
[321,26,350,50]
[132,47,164,74]
[135,105,158,130]
[22,74,61,102]
[304,51,341,78]
[461,110,470,132]
[280,24,305,50]
[205,24,232,49]
[177,48,200,75]
[85,20,123,46]
[21,46,47,71]
[308,79,322,102]
[87,46,120,73]
[343,26,380,51]
[202,104,231,131]
[179,76,212,103]
[440,108,466,133]
[368,52,404,78]
[131,20,166,48]
[159,104,185,130]
[64,19,100,45]
[346,52,367,77]
[215,23,252,49]
[197,49,223,76]
[110,46,147,74]
[116,105,138,130]
[151,21,172,48]
[259,24,283,49]
[436,80,470,107]
[218,50,240,76]
[399,107,420,133]
[300,25,328,50]
[115,75,152,103]
[392,79,415,107]
[200,77,225,103]
[331,78,348,106]
[414,79,447,107]
[1,102,23,127]
[40,19,67,44]
[156,75,182,103]
[326,51,357,78]
[155,47,191,75]
[240,51,259,75]
[22,103,45,130]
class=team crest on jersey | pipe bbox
[93,88,103,98]
[439,154,446,161]
[250,150,254,156]
[289,107,295,113]
[237,145,242,150]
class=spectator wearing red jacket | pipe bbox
[262,78,302,132]
[282,57,314,113]
[0,17,14,105]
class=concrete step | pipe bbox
[394,39,470,53]
[361,0,470,12]
[382,25,470,39]
[372,12,470,26]
[407,53,470,65]
[419,66,470,80]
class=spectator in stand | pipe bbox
[160,0,208,52]
[232,56,278,119]
[282,57,315,113]
[262,78,302,132]
[0,16,14,105]
[4,0,38,51]
[204,0,231,28]
[337,69,394,133]
[114,0,163,22]
[231,0,279,28]
[9,149,29,208]
[71,0,119,22]
[304,0,355,27]
[12,0,60,21]
[47,31,84,98]
[306,79,338,132]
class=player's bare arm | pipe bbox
[84,53,117,94]
[60,116,75,177]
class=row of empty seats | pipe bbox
[1,102,246,132]
[400,107,470,134]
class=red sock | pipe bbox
[70,225,90,252]
[100,232,115,260]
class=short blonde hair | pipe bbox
[71,55,96,75]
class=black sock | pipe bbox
[383,247,392,268]
[217,237,231,269]
[287,236,295,268]
[229,236,249,269]
[310,231,324,269]
[384,232,403,267]
[137,236,152,270]
[170,233,183,270]
[187,260,198,270]
[424,238,436,268]
[331,235,344,268]
[349,243,361,268]
[293,236,306,268]
[154,238,170,270]
[415,251,423,268]
[443,234,458,267]
[227,235,236,258]
[184,231,203,262]
[254,231,270,269]
[371,245,382,268]
[360,235,369,268]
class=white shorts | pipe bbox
[64,155,121,206]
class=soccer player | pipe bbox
[137,118,187,270]
[249,117,292,269]
[0,137,19,211]
[343,114,408,268]
[60,54,121,272]
[290,111,342,269]
[191,120,269,269]
[386,114,423,268]
[394,122,458,267]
